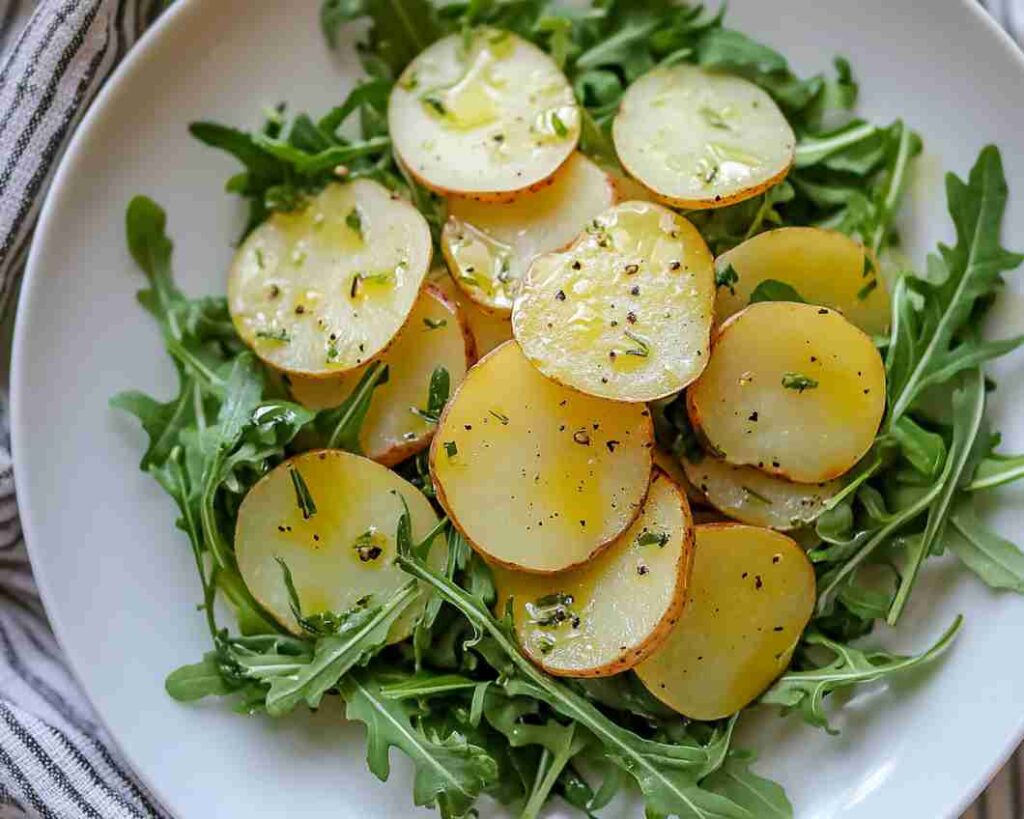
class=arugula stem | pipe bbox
[966,454,1024,492]
[794,121,877,168]
[869,122,915,255]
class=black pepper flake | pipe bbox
[773,626,784,632]
[627,311,637,324]
[755,575,764,590]
[277,525,286,532]
[464,424,473,430]
[294,305,305,314]
[669,261,681,270]
[313,534,320,542]
[624,263,639,275]
[637,563,650,576]
[601,377,609,383]
[772,555,781,564]
[269,285,280,298]
[555,290,566,301]
[571,260,581,270]
[818,308,829,315]
[606,440,620,453]
[630,286,640,296]
[749,411,759,422]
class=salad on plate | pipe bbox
[110,1,1024,816]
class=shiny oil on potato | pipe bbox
[286,284,474,466]
[715,227,890,335]
[429,267,514,356]
[513,201,715,402]
[683,453,839,530]
[442,153,616,314]
[389,29,579,202]
[235,450,444,641]
[635,523,815,720]
[613,64,795,209]
[687,302,886,483]
[228,180,431,377]
[430,341,653,573]
[494,469,694,677]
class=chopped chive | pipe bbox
[443,440,458,458]
[489,410,510,425]
[255,327,290,342]
[288,466,317,520]
[423,317,448,330]
[742,485,773,505]
[781,372,819,392]
[346,207,364,239]
[623,330,651,358]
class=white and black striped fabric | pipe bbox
[0,1,1021,817]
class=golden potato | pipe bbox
[228,180,431,376]
[389,29,579,202]
[687,302,885,483]
[715,227,890,335]
[635,523,815,719]
[286,284,474,466]
[442,153,616,314]
[494,469,693,676]
[513,201,715,402]
[431,341,653,573]
[613,64,794,209]
[430,267,513,356]
[235,450,443,641]
[683,453,839,530]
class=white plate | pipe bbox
[11,0,1024,817]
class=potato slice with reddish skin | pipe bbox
[613,64,795,209]
[228,180,431,377]
[431,341,653,573]
[635,523,814,719]
[715,227,890,335]
[430,267,513,356]
[389,29,580,202]
[235,450,444,641]
[286,284,474,466]
[687,302,885,483]
[513,201,715,402]
[682,453,839,530]
[493,469,693,677]
[442,153,616,314]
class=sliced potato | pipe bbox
[613,64,795,209]
[286,284,474,466]
[389,28,580,202]
[229,180,431,376]
[687,302,885,483]
[235,450,443,640]
[513,201,714,402]
[431,341,653,573]
[430,268,513,356]
[494,469,693,677]
[635,523,814,719]
[442,153,616,314]
[683,453,839,530]
[715,227,890,335]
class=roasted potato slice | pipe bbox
[513,201,714,402]
[715,227,890,335]
[431,341,653,573]
[635,523,814,719]
[442,153,616,314]
[687,302,885,483]
[429,267,513,356]
[286,284,474,466]
[235,450,443,640]
[494,469,694,677]
[228,180,431,377]
[613,64,795,209]
[683,453,839,530]
[389,29,579,202]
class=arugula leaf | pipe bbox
[748,279,806,304]
[949,498,1024,593]
[761,617,962,733]
[338,668,498,817]
[702,750,792,819]
[967,450,1024,492]
[165,653,236,701]
[314,360,390,450]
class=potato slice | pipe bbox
[431,341,653,573]
[613,64,795,209]
[442,153,616,314]
[687,302,885,483]
[513,201,714,402]
[682,454,839,530]
[635,523,814,719]
[715,227,890,335]
[429,269,513,356]
[235,450,443,640]
[493,469,693,677]
[229,180,431,376]
[286,284,474,466]
[389,28,580,202]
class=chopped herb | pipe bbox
[526,592,577,628]
[346,207,364,239]
[398,71,418,91]
[443,440,458,458]
[411,366,451,424]
[742,486,774,505]
[254,248,265,269]
[623,330,651,358]
[749,279,806,304]
[551,111,568,138]
[863,252,876,277]
[350,271,394,299]
[422,95,447,116]
[637,529,670,548]
[489,410,510,425]
[857,279,878,300]
[715,264,740,295]
[288,466,317,520]
[255,327,290,342]
[423,317,447,330]
[698,105,732,130]
[782,372,819,392]
[352,528,385,563]
[535,633,557,655]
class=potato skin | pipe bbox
[429,340,654,575]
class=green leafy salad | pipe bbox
[112,1,1024,816]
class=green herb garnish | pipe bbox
[289,466,318,520]
[782,372,819,392]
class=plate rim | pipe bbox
[10,0,1024,817]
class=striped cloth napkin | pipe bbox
[0,1,1021,817]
